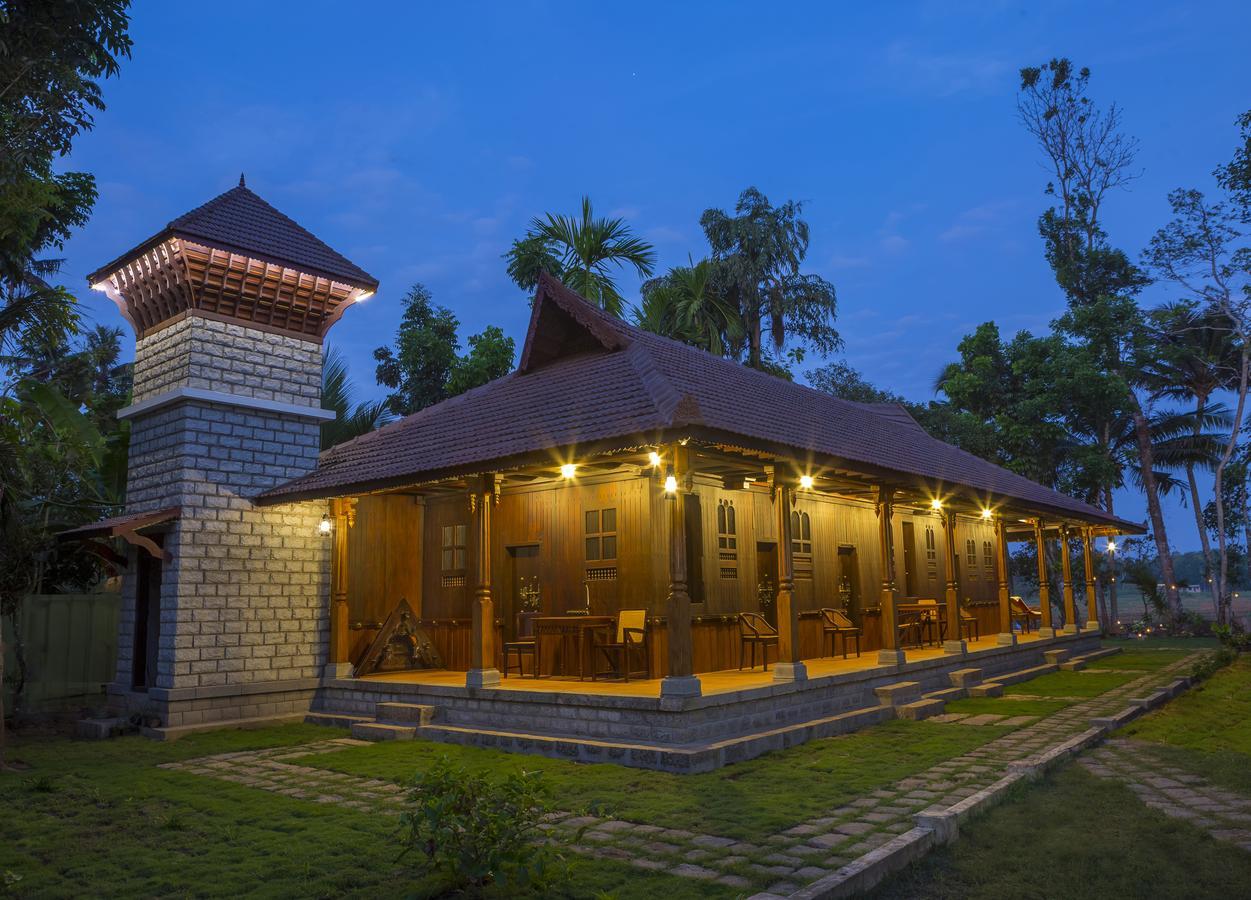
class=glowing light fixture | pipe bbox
[318,514,332,536]
[560,463,577,479]
[355,290,374,303]
[90,281,111,292]
[664,464,677,495]
[930,498,943,511]
[1107,540,1117,553]
[981,508,993,520]
[799,474,815,490]
[648,451,662,467]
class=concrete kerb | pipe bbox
[781,827,937,900]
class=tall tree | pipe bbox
[321,347,393,450]
[1017,59,1183,619]
[635,258,743,355]
[700,187,840,369]
[374,283,516,417]
[503,197,656,316]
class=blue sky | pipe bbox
[61,1,1251,550]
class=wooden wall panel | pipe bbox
[346,494,423,626]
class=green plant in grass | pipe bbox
[396,757,569,896]
[1190,647,1235,682]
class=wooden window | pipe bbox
[924,526,937,568]
[585,507,617,561]
[966,538,978,578]
[983,540,995,571]
[717,498,738,572]
[441,524,467,572]
[791,510,813,556]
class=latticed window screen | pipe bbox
[585,508,618,561]
[925,527,937,565]
[717,500,737,556]
[441,524,467,572]
[791,510,813,556]
[966,538,978,576]
[983,540,995,571]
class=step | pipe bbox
[1079,647,1122,664]
[968,682,1005,698]
[1043,649,1071,665]
[949,668,983,689]
[375,702,437,725]
[925,687,966,703]
[304,712,373,729]
[1059,659,1087,671]
[897,698,946,721]
[75,717,130,740]
[350,721,419,741]
[874,681,923,707]
[993,663,1059,688]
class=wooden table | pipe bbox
[896,602,946,646]
[533,616,614,680]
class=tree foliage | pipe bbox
[320,346,393,451]
[634,258,743,356]
[374,283,516,417]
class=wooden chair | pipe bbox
[1010,596,1042,633]
[958,600,980,642]
[820,608,861,658]
[593,609,650,682]
[916,598,942,645]
[897,610,924,648]
[502,611,538,678]
[738,612,779,671]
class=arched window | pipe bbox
[718,499,738,578]
[791,510,812,556]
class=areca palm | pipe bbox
[321,347,393,450]
[635,258,744,355]
[504,197,656,316]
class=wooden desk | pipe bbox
[534,616,614,680]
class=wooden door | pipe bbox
[756,541,778,626]
[505,544,542,639]
[132,540,162,691]
[837,544,862,620]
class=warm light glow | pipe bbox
[1107,540,1117,553]
[981,508,993,520]
[355,290,374,303]
[648,451,662,467]
[318,514,332,536]
[560,463,577,479]
[930,498,943,511]
[664,464,677,494]
[90,280,111,292]
[799,474,815,490]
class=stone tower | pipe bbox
[87,179,377,734]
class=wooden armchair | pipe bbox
[593,609,650,682]
[819,608,861,658]
[958,600,980,642]
[503,611,538,678]
[1010,596,1042,633]
[897,610,924,648]
[738,612,779,671]
[916,598,943,645]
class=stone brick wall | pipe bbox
[112,315,332,730]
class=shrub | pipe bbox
[1213,623,1251,652]
[396,757,568,895]
[1190,647,1235,683]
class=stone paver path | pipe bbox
[1080,739,1251,853]
[159,650,1205,897]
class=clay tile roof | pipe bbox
[258,274,1142,532]
[88,181,377,289]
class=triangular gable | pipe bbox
[517,272,629,373]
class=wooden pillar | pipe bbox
[995,517,1017,646]
[942,510,966,654]
[1082,527,1100,631]
[876,485,904,664]
[328,497,355,675]
[1059,524,1078,634]
[772,473,807,682]
[661,443,701,698]
[466,474,500,687]
[1034,519,1055,637]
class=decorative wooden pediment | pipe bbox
[354,598,444,676]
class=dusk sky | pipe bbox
[62,1,1251,551]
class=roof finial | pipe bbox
[239,172,246,187]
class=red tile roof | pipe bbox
[258,274,1141,530]
[88,180,377,289]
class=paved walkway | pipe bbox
[1080,739,1251,853]
[159,651,1204,897]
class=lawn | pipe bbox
[943,696,1071,718]
[1004,668,1140,698]
[868,765,1251,900]
[0,725,728,900]
[288,719,1010,841]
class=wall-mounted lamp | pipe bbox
[930,498,943,511]
[981,508,993,520]
[799,474,814,490]
[648,450,662,467]
[318,514,332,536]
[560,463,577,479]
[664,464,677,496]
[1107,540,1117,553]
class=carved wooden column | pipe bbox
[466,474,501,688]
[772,473,807,682]
[876,485,904,665]
[661,443,701,699]
[1082,527,1100,632]
[942,510,966,654]
[995,516,1017,646]
[1059,523,1078,634]
[327,497,356,676]
[1034,519,1055,638]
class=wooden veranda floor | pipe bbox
[356,631,1048,698]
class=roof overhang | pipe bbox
[58,507,181,562]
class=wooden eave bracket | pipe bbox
[115,524,172,562]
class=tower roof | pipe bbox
[89,182,377,289]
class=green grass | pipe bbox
[1005,668,1139,698]
[1088,641,1209,672]
[288,720,1009,841]
[869,765,1251,899]
[943,696,1071,718]
[0,725,733,899]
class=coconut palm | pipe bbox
[321,346,393,450]
[634,258,744,355]
[504,197,656,316]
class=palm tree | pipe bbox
[321,347,393,450]
[634,258,743,355]
[504,197,656,316]
[1145,302,1238,617]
